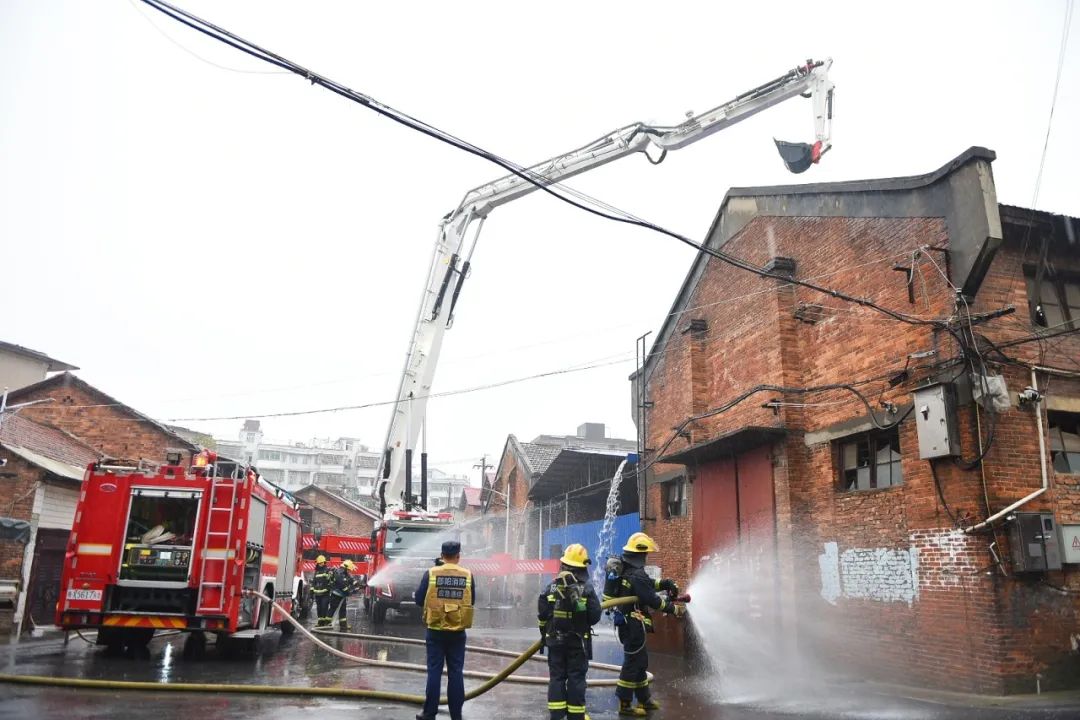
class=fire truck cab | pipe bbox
[364,510,455,625]
[56,451,303,657]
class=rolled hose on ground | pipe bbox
[0,594,649,706]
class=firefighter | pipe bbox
[538,543,601,720]
[414,540,473,720]
[604,532,685,717]
[311,555,333,627]
[328,558,360,631]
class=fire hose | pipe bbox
[0,593,683,707]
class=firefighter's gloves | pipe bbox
[658,578,679,595]
[672,603,687,618]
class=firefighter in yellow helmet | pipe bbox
[311,555,333,627]
[603,532,685,716]
[538,544,601,720]
[328,558,360,631]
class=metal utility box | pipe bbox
[1009,512,1062,572]
[1060,524,1080,564]
[913,384,961,459]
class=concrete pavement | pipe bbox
[2,605,1079,720]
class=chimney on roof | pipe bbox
[577,423,605,441]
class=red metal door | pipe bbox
[691,448,776,565]
[736,446,775,545]
[691,458,738,568]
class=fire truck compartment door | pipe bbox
[276,515,299,593]
[248,497,268,546]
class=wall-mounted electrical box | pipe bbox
[913,384,961,459]
[1009,512,1061,572]
[1059,524,1080,564]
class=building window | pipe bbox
[356,456,380,469]
[245,433,258,443]
[1026,268,1080,330]
[836,427,903,491]
[1049,411,1080,474]
[260,468,284,482]
[259,450,281,461]
[663,477,688,518]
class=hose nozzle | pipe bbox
[675,593,691,604]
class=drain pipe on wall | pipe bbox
[965,368,1048,534]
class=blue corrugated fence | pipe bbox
[542,512,641,570]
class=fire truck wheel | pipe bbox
[280,604,297,637]
[258,585,274,630]
[99,628,124,656]
[215,634,236,659]
[297,583,311,620]
[182,631,207,660]
[124,629,154,659]
[371,599,387,625]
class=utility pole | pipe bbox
[474,455,501,552]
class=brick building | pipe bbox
[635,147,1080,693]
[0,412,100,635]
[1,372,200,637]
[293,483,379,537]
[7,372,198,465]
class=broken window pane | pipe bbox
[835,426,903,491]
[1049,412,1080,475]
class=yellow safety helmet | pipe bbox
[622,532,659,554]
[316,555,327,564]
[342,559,355,570]
[560,543,591,568]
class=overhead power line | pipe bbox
[139,0,956,332]
[164,356,632,422]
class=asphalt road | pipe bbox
[2,605,1077,720]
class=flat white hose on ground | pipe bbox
[0,594,654,706]
[255,589,641,686]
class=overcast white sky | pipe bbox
[2,1,1077,483]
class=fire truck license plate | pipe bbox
[66,589,102,601]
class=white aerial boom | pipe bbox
[376,59,834,514]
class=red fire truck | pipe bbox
[56,451,303,657]
[363,509,455,624]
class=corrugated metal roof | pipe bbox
[3,445,84,481]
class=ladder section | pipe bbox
[196,477,240,614]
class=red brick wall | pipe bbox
[294,488,375,537]
[0,451,43,634]
[13,377,194,465]
[642,213,1080,692]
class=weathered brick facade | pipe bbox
[638,149,1080,693]
[7,373,197,464]
[294,485,378,537]
[0,412,101,635]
